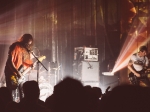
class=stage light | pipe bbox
[112,30,150,73]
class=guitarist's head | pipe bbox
[138,46,147,57]
[18,34,34,51]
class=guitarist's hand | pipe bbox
[32,63,36,69]
[134,72,140,77]
[16,71,21,78]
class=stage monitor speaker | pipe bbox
[82,81,100,87]
[100,75,119,93]
[80,61,99,81]
[101,75,118,86]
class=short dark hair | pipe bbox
[23,81,40,99]
[139,46,147,52]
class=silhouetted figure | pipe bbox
[92,87,102,99]
[18,80,48,112]
[45,94,55,112]
[84,85,101,112]
[102,85,150,112]
[46,77,89,112]
[0,87,13,112]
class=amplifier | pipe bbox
[80,61,99,81]
[74,47,98,61]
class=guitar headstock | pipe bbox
[38,56,46,62]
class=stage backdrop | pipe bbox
[0,0,129,83]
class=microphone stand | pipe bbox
[30,51,48,84]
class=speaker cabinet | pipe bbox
[80,61,99,81]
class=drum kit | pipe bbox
[27,64,61,102]
[27,48,62,101]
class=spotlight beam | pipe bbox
[112,16,150,73]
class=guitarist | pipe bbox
[4,34,34,100]
[128,46,150,86]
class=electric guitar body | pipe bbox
[128,70,147,85]
[9,56,46,90]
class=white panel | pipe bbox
[81,61,99,81]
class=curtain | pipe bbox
[0,0,110,83]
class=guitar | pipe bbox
[10,56,46,89]
[128,70,148,85]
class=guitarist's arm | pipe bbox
[128,60,140,77]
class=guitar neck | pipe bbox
[22,67,32,76]
[21,56,46,76]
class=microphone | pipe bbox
[33,46,40,56]
[25,47,31,53]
